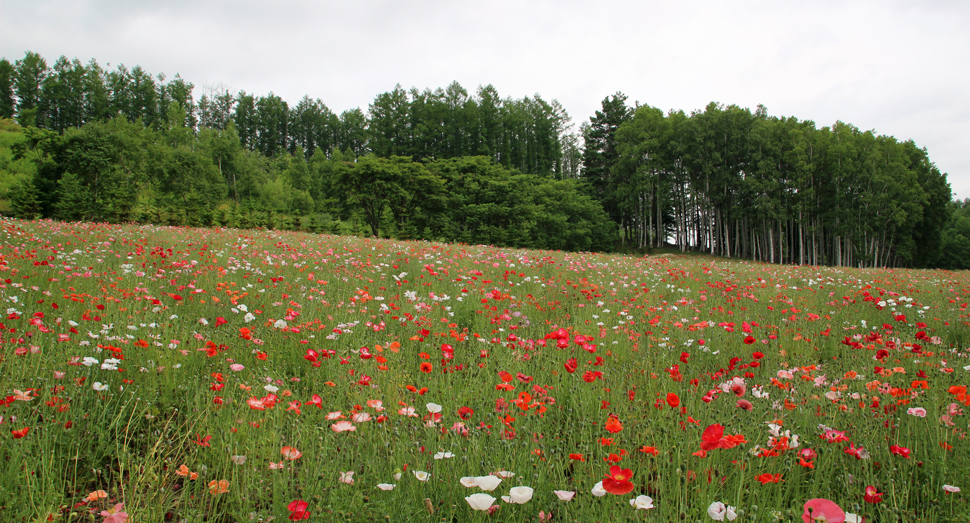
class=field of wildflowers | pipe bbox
[1,218,969,522]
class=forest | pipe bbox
[0,51,967,269]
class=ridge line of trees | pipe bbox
[1,51,966,268]
[583,94,955,268]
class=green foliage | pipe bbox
[0,59,14,119]
[608,100,954,267]
[7,177,40,218]
[0,49,958,264]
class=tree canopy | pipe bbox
[0,50,961,268]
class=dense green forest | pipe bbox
[0,51,966,268]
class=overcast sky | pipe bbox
[3,0,968,198]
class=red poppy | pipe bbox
[239,327,252,340]
[458,406,474,420]
[420,362,433,373]
[604,415,623,434]
[304,394,323,409]
[700,424,726,451]
[568,453,585,462]
[11,427,29,439]
[288,499,310,520]
[889,444,910,458]
[601,465,635,495]
[863,485,883,503]
[666,393,680,408]
[639,446,659,456]
[755,473,782,484]
[564,358,578,374]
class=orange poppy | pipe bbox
[208,479,229,495]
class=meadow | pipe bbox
[1,218,968,523]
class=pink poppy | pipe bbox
[802,498,845,523]
[907,407,927,417]
[99,503,128,523]
[332,420,356,432]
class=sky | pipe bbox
[2,0,968,198]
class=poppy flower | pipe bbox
[569,453,585,461]
[412,470,430,481]
[666,393,680,408]
[99,503,128,523]
[502,486,534,504]
[602,465,635,495]
[467,475,501,491]
[553,490,576,501]
[701,424,727,451]
[591,481,608,497]
[863,485,883,503]
[332,421,356,432]
[630,495,655,510]
[175,464,199,480]
[208,479,230,495]
[86,490,108,502]
[420,362,433,373]
[458,406,474,420]
[604,415,623,434]
[756,473,782,484]
[281,446,302,460]
[802,498,844,523]
[11,427,29,439]
[843,443,868,460]
[708,501,738,521]
[907,407,927,417]
[465,493,496,511]
[889,444,910,458]
[288,499,310,520]
[639,446,659,456]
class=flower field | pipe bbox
[1,218,969,522]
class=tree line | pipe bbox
[0,51,966,268]
[0,52,578,178]
[583,94,954,268]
